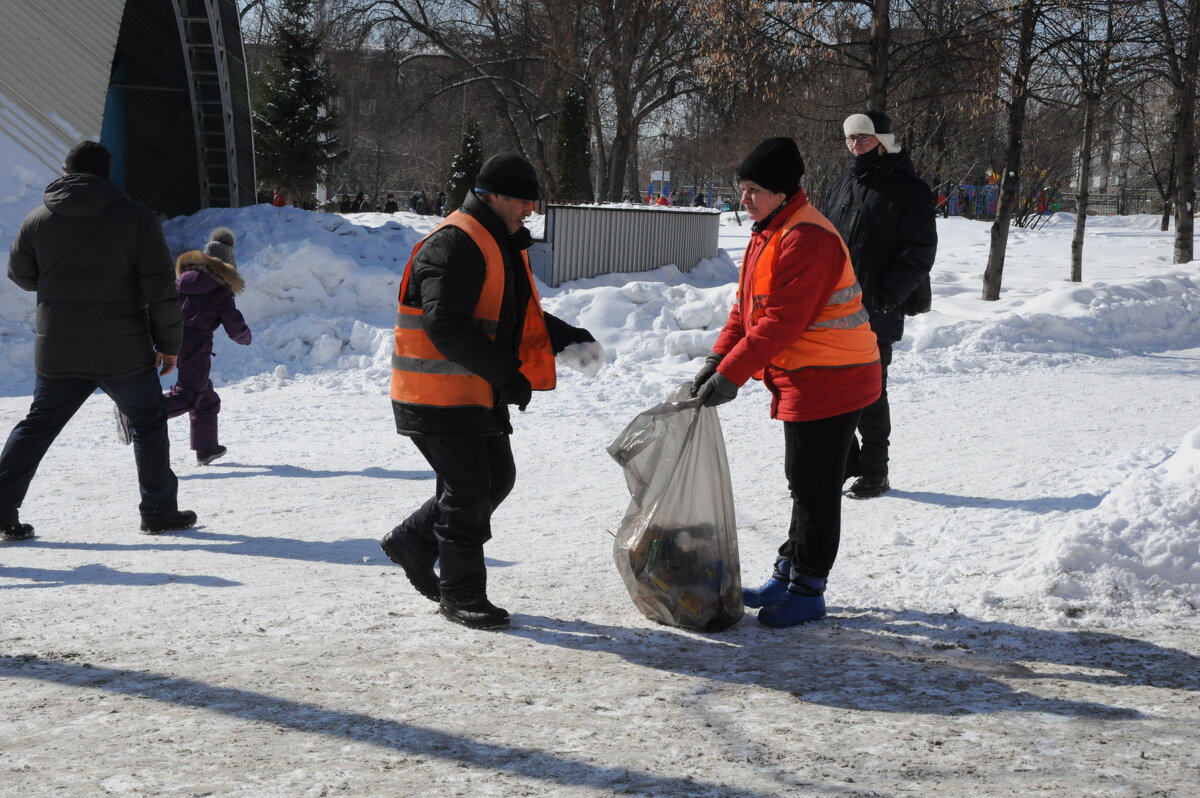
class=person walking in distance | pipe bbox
[383,152,598,629]
[820,111,937,499]
[1,141,195,540]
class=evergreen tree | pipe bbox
[554,85,593,202]
[252,0,341,205]
[446,118,483,211]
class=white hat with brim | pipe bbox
[843,113,901,154]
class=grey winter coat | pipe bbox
[7,173,182,377]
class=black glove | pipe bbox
[690,352,724,397]
[695,372,738,407]
[501,371,532,411]
[570,326,596,344]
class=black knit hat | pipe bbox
[476,152,540,201]
[63,141,111,179]
[736,137,805,195]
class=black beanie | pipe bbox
[736,137,805,195]
[63,141,111,179]
[476,152,540,201]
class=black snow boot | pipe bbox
[380,526,440,602]
[439,590,510,629]
[847,475,890,500]
[140,509,198,534]
[196,446,227,466]
[1,516,35,542]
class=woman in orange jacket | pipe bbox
[692,137,882,627]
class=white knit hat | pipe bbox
[843,112,901,154]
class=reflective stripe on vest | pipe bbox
[739,201,879,372]
[390,211,556,408]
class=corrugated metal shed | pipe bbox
[0,0,126,172]
[0,0,255,216]
[531,205,721,287]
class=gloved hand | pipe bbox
[233,330,252,346]
[501,371,532,411]
[570,325,596,345]
[690,352,724,397]
[695,372,738,407]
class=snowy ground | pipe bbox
[1,196,1199,796]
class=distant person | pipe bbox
[691,137,881,626]
[339,194,352,213]
[692,192,707,207]
[162,227,252,466]
[655,194,670,206]
[435,191,448,216]
[383,152,597,629]
[1,141,195,540]
[271,189,287,207]
[820,111,937,499]
[351,192,365,211]
[384,194,399,213]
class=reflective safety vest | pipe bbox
[390,211,555,408]
[739,201,879,373]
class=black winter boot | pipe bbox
[439,590,510,629]
[848,475,890,499]
[381,526,440,602]
[140,509,198,534]
[1,516,35,542]
[196,446,227,466]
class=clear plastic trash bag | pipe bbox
[607,383,743,631]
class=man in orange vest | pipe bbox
[692,137,882,626]
[383,152,598,629]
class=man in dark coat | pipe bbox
[383,152,597,629]
[820,111,937,499]
[1,141,196,540]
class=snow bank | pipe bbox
[1011,425,1200,619]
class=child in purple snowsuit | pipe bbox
[164,227,251,465]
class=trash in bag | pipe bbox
[607,383,742,630]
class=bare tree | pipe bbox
[1041,0,1153,281]
[982,0,1045,301]
[1153,0,1200,263]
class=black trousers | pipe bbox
[396,434,516,596]
[777,408,862,579]
[846,338,893,479]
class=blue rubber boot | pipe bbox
[742,557,791,608]
[758,573,828,627]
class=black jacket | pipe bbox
[820,150,937,343]
[392,192,586,437]
[7,173,182,377]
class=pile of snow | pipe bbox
[1013,424,1200,618]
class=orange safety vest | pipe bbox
[390,211,555,408]
[739,201,879,374]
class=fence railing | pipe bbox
[529,204,720,288]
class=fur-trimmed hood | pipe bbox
[175,250,245,294]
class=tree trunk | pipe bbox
[1161,160,1175,231]
[982,0,1038,301]
[606,111,635,202]
[868,0,891,111]
[1071,94,1097,283]
[1171,0,1199,263]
